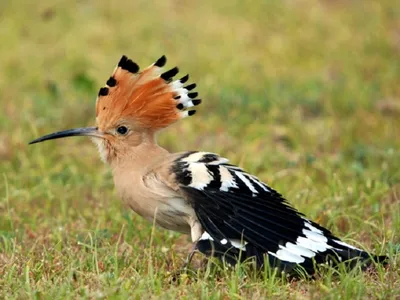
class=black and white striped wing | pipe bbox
[172,151,374,273]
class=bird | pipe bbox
[30,55,387,275]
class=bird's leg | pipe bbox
[169,242,198,282]
[181,242,198,270]
[170,219,203,279]
[180,218,203,270]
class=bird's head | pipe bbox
[30,55,201,163]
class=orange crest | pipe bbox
[95,55,201,131]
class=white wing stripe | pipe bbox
[302,228,329,243]
[284,242,316,258]
[208,158,229,165]
[219,166,238,192]
[181,152,210,163]
[235,171,258,194]
[304,222,324,234]
[270,234,331,263]
[269,246,305,264]
[248,175,270,192]
[296,236,331,252]
[334,239,361,251]
[267,221,337,263]
[188,163,213,190]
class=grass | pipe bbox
[1,0,399,298]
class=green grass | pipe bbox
[1,0,400,298]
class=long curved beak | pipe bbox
[29,127,103,145]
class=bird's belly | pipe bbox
[154,208,191,234]
[125,195,192,234]
[153,197,193,233]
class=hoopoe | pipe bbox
[30,55,387,274]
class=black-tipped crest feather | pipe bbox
[118,55,139,73]
[161,67,179,81]
[154,55,167,67]
[180,74,189,83]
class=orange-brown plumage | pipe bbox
[95,55,199,132]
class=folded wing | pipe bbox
[170,151,386,273]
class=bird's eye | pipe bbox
[116,126,128,135]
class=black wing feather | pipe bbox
[172,152,387,273]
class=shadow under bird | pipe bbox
[30,55,388,274]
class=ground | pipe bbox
[0,0,399,298]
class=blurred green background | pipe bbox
[0,0,399,298]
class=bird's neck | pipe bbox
[109,135,169,174]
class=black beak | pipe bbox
[29,127,102,145]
